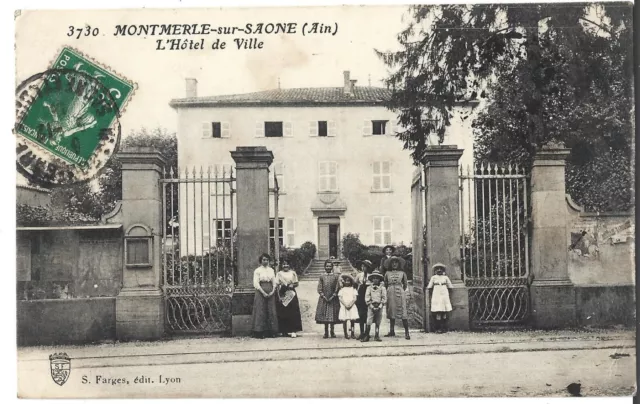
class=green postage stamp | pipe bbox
[15,47,135,186]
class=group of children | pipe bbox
[250,250,454,339]
[315,250,454,341]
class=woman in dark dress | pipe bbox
[251,253,279,338]
[315,260,341,338]
[276,261,303,338]
[354,260,373,339]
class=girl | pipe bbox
[315,260,341,338]
[251,253,279,338]
[276,261,303,338]
[384,256,410,340]
[354,260,373,338]
[338,274,359,339]
[427,263,454,333]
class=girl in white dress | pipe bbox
[427,263,454,333]
[338,274,359,339]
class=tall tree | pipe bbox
[378,3,633,211]
[46,127,177,220]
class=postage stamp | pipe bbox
[15,47,135,186]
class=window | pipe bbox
[215,219,232,246]
[286,218,295,246]
[270,217,284,248]
[265,122,283,137]
[270,162,285,192]
[203,122,230,138]
[319,161,338,192]
[373,161,391,191]
[310,121,336,137]
[372,120,388,135]
[373,216,392,245]
[318,121,328,137]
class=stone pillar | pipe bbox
[423,146,468,331]
[115,147,166,340]
[230,146,274,336]
[530,145,576,328]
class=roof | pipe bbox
[170,86,392,108]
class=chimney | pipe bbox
[186,78,198,98]
[343,71,351,94]
[350,79,357,91]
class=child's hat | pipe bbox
[340,273,355,284]
[368,269,384,281]
[358,259,373,269]
[432,263,447,271]
[382,245,396,254]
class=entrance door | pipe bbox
[329,225,339,258]
[318,217,340,259]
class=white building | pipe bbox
[170,71,474,259]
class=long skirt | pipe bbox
[315,297,341,324]
[276,292,303,333]
[252,281,279,333]
[355,285,368,322]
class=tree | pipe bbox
[378,3,633,211]
[46,127,177,221]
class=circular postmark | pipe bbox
[15,68,122,187]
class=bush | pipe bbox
[342,234,413,280]
[271,242,317,275]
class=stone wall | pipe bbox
[566,197,635,327]
[17,298,116,346]
[16,228,123,345]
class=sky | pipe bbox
[15,6,409,135]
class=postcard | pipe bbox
[14,3,635,398]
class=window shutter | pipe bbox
[319,162,326,191]
[387,120,395,136]
[286,218,295,246]
[202,122,212,138]
[284,121,293,137]
[328,121,336,137]
[221,122,231,138]
[309,121,318,136]
[362,120,372,136]
[255,121,264,137]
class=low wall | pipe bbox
[17,297,116,346]
[576,285,636,327]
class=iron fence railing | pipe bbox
[459,163,531,325]
[160,166,236,333]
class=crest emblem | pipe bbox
[49,352,71,386]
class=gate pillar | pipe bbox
[230,146,274,336]
[530,145,576,328]
[423,146,468,331]
[115,147,166,341]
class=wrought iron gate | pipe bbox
[161,166,236,334]
[459,164,531,327]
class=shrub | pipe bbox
[342,233,413,280]
[271,242,317,275]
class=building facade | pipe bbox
[170,72,473,259]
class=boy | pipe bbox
[361,269,387,342]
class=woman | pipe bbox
[379,245,396,275]
[384,256,410,340]
[315,259,341,338]
[251,253,279,338]
[354,260,373,339]
[276,261,303,338]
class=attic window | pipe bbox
[265,122,283,137]
[372,120,388,135]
